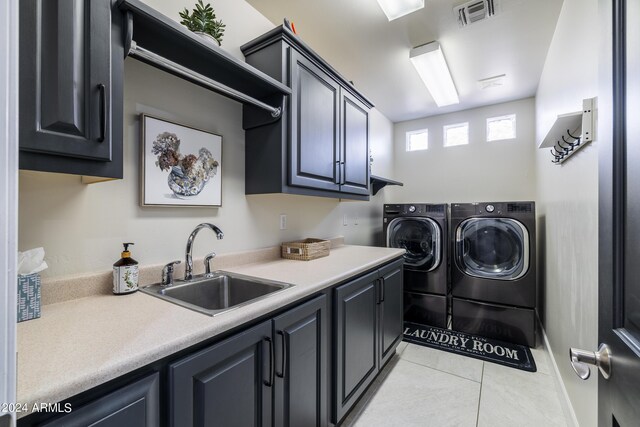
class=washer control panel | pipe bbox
[408,205,416,213]
[485,204,495,213]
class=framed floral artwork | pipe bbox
[140,114,222,207]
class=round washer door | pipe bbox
[456,218,529,280]
[387,217,442,271]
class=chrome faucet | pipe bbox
[162,260,181,287]
[185,223,224,280]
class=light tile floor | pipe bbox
[342,339,568,427]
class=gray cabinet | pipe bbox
[169,295,328,427]
[289,51,341,192]
[334,270,379,422]
[273,295,327,427]
[39,373,160,427]
[340,90,370,196]
[379,262,404,367]
[242,26,372,201]
[19,0,124,179]
[169,321,273,427]
[20,259,401,427]
[333,259,403,423]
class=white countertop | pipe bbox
[17,245,404,414]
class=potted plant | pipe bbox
[179,0,226,46]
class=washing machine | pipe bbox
[384,203,448,328]
[450,201,536,346]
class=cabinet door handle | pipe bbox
[340,161,346,185]
[376,279,381,305]
[263,336,274,387]
[276,330,287,378]
[380,277,385,302]
[97,83,106,143]
[335,160,341,184]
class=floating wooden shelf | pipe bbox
[117,0,291,129]
[539,98,596,165]
[370,175,403,195]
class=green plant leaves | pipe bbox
[179,0,225,46]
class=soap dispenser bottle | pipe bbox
[113,243,139,295]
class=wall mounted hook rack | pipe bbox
[538,97,596,165]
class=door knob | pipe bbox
[569,343,612,380]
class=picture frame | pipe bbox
[140,114,222,207]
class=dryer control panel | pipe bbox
[384,204,447,218]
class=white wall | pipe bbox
[535,0,599,425]
[18,0,394,278]
[390,98,536,204]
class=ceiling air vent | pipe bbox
[455,0,496,27]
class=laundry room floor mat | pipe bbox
[403,322,537,372]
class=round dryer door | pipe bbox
[456,218,530,280]
[387,217,442,271]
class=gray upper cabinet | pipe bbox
[340,90,370,196]
[289,51,341,192]
[241,26,373,201]
[19,0,124,179]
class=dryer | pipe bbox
[384,203,448,328]
[450,201,536,346]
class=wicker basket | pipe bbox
[281,238,330,261]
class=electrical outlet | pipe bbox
[343,214,348,226]
[280,214,287,230]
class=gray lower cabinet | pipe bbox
[273,295,327,427]
[169,294,328,427]
[334,270,379,423]
[19,0,124,179]
[241,26,372,201]
[379,263,404,367]
[169,320,273,427]
[333,260,404,423]
[39,373,160,427]
[20,260,400,427]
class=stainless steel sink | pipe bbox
[141,271,293,316]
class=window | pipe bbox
[443,122,469,147]
[406,129,429,151]
[487,114,516,141]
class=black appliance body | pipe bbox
[450,201,536,347]
[384,204,448,328]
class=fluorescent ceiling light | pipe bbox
[410,42,459,107]
[376,0,424,21]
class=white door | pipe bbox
[0,0,19,424]
[572,0,640,424]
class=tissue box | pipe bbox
[17,273,41,322]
